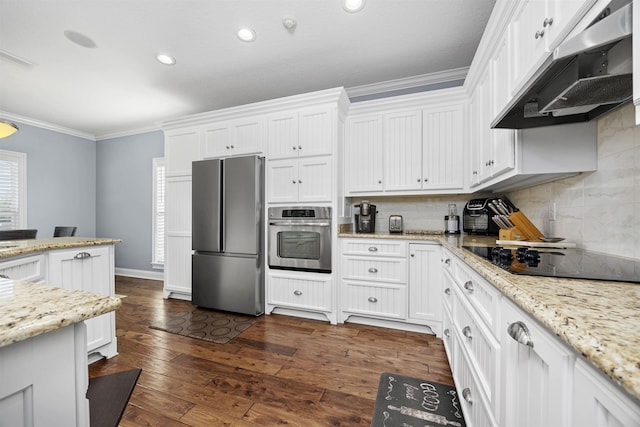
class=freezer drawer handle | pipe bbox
[508,321,534,348]
[293,290,302,296]
[74,252,92,260]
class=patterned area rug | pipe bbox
[371,372,466,427]
[149,308,257,344]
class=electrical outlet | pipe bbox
[549,202,557,221]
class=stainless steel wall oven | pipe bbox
[268,206,331,273]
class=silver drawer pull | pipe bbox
[368,247,378,252]
[444,288,451,296]
[293,290,302,296]
[508,321,534,348]
[443,258,451,265]
[462,326,472,340]
[463,280,474,293]
[74,252,92,260]
[462,388,472,404]
[368,267,378,273]
[444,328,450,338]
[368,296,378,303]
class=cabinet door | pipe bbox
[384,110,422,191]
[422,104,464,190]
[48,246,113,353]
[500,298,575,427]
[468,84,483,188]
[297,156,333,203]
[202,122,231,158]
[298,105,333,157]
[267,112,299,159]
[164,176,192,297]
[267,159,298,203]
[165,127,201,176]
[233,117,264,155]
[408,243,443,324]
[344,115,384,193]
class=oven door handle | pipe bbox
[269,221,331,227]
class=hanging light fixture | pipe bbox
[0,120,18,138]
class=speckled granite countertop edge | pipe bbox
[0,237,121,260]
[339,232,640,402]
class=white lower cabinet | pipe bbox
[408,243,443,335]
[572,357,640,427]
[266,270,335,323]
[48,245,117,359]
[500,297,575,427]
[0,254,45,283]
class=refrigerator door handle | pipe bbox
[220,161,225,252]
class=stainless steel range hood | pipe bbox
[493,1,632,129]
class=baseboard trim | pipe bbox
[115,268,164,281]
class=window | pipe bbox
[152,157,165,268]
[0,149,26,230]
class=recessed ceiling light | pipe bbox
[237,27,256,42]
[156,53,176,65]
[343,0,366,13]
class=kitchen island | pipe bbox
[0,279,121,427]
[339,230,640,423]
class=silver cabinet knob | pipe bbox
[543,17,553,27]
[298,180,302,184]
[508,321,534,347]
[292,146,297,150]
[298,145,302,150]
[368,267,378,273]
[378,180,382,184]
[463,280,474,293]
[535,29,545,39]
[368,296,378,303]
[226,145,230,149]
[293,290,302,296]
[462,326,472,340]
[444,258,451,265]
[444,328,450,338]
[462,388,472,404]
[444,288,451,296]
[230,145,234,149]
[417,178,421,182]
[292,180,297,184]
[368,247,378,252]
[410,254,415,258]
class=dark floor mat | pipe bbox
[87,368,141,427]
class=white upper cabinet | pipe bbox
[267,105,334,159]
[267,156,333,203]
[344,115,384,193]
[202,116,264,159]
[422,103,465,190]
[383,110,423,191]
[164,127,201,177]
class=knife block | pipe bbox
[501,211,544,242]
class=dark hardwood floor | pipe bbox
[89,275,454,426]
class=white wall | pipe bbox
[507,103,640,259]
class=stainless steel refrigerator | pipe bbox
[191,156,264,315]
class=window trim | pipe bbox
[0,149,27,230]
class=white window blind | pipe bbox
[0,150,26,230]
[152,157,165,267]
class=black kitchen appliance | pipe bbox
[463,198,500,235]
[355,201,376,233]
[462,245,640,283]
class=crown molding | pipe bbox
[95,125,161,141]
[345,67,469,98]
[0,110,95,141]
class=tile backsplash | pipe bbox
[348,103,640,259]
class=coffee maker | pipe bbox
[355,201,376,233]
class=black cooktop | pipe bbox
[462,246,640,284]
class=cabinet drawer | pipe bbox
[453,285,500,414]
[453,332,498,427]
[0,254,46,283]
[342,280,406,319]
[452,260,500,337]
[342,239,407,257]
[268,273,332,312]
[342,256,406,283]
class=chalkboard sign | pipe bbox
[371,372,466,427]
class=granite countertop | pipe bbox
[339,230,640,402]
[0,279,121,347]
[0,236,121,260]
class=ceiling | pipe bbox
[0,0,496,140]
